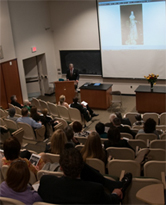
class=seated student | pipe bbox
[138,118,159,138]
[7,108,18,122]
[23,100,31,111]
[104,127,134,151]
[115,112,131,127]
[0,160,42,204]
[17,108,42,129]
[64,126,79,147]
[38,148,132,204]
[70,97,98,122]
[113,117,136,138]
[81,131,107,164]
[95,122,108,138]
[2,137,44,175]
[133,114,144,126]
[30,106,42,123]
[10,95,23,109]
[58,95,69,108]
[72,121,90,137]
[105,113,117,128]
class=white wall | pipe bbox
[8,1,57,100]
[0,1,16,63]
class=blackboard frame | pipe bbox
[60,50,102,76]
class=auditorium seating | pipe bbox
[124,112,139,125]
[85,158,105,175]
[159,112,166,125]
[37,170,63,181]
[142,113,159,125]
[3,118,18,130]
[47,102,59,118]
[0,197,25,205]
[149,139,166,150]
[120,132,133,139]
[106,147,135,160]
[33,202,57,205]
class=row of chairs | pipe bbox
[124,111,166,126]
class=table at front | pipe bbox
[79,83,113,109]
[136,183,165,205]
[135,85,166,113]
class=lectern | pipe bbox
[54,81,75,104]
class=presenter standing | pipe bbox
[66,63,79,89]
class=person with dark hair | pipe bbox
[70,97,98,122]
[17,108,42,129]
[73,121,89,137]
[38,148,132,204]
[133,114,144,126]
[138,118,159,138]
[10,95,23,109]
[0,160,42,204]
[66,63,79,89]
[115,112,131,126]
[7,108,18,122]
[64,126,79,147]
[104,127,134,151]
[95,122,107,138]
[113,117,136,138]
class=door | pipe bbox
[0,64,8,109]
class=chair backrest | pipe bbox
[68,107,84,124]
[0,125,10,143]
[17,122,36,140]
[107,159,140,177]
[57,105,71,122]
[31,98,41,110]
[122,177,163,205]
[125,112,139,125]
[132,125,143,130]
[14,106,22,115]
[143,113,159,125]
[74,136,87,145]
[150,140,166,150]
[0,109,6,118]
[37,170,63,181]
[159,112,166,125]
[100,138,108,144]
[0,118,6,126]
[75,144,84,151]
[45,153,60,163]
[144,160,166,181]
[106,147,135,160]
[0,197,25,205]
[11,128,24,145]
[47,102,59,118]
[120,132,133,139]
[33,201,57,205]
[146,148,166,161]
[39,100,49,112]
[135,133,157,145]
[85,158,105,175]
[3,118,18,130]
[156,125,166,132]
[128,139,147,151]
[8,103,15,109]
[160,133,166,139]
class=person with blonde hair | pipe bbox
[81,131,106,164]
[23,99,31,111]
[58,95,69,108]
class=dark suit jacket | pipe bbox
[11,100,22,109]
[70,102,84,114]
[104,139,134,151]
[118,125,136,138]
[66,68,79,81]
[38,175,120,204]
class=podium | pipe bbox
[54,81,75,104]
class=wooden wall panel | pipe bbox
[2,59,23,105]
[0,64,8,109]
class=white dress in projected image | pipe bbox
[126,11,138,45]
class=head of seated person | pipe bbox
[30,106,38,117]
[10,95,17,103]
[8,108,16,118]
[21,107,29,117]
[64,126,74,142]
[73,97,79,104]
[144,118,156,133]
[59,148,84,179]
[95,122,105,135]
[115,112,122,121]
[59,95,66,105]
[3,137,21,161]
[80,131,105,162]
[109,113,116,123]
[50,129,67,154]
[42,108,48,117]
[6,159,30,192]
[73,121,82,133]
[113,117,121,127]
[107,127,121,146]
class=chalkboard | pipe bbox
[60,50,102,75]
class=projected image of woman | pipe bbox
[126,11,138,45]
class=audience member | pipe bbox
[7,108,18,122]
[17,108,42,129]
[70,97,98,122]
[64,126,79,147]
[138,118,159,138]
[133,114,144,126]
[0,160,42,204]
[81,131,107,164]
[72,121,90,137]
[30,107,42,123]
[113,117,136,138]
[58,95,69,108]
[95,122,107,138]
[38,148,130,204]
[23,100,31,111]
[105,113,117,128]
[2,137,44,175]
[10,95,23,109]
[115,112,131,126]
[104,127,134,151]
